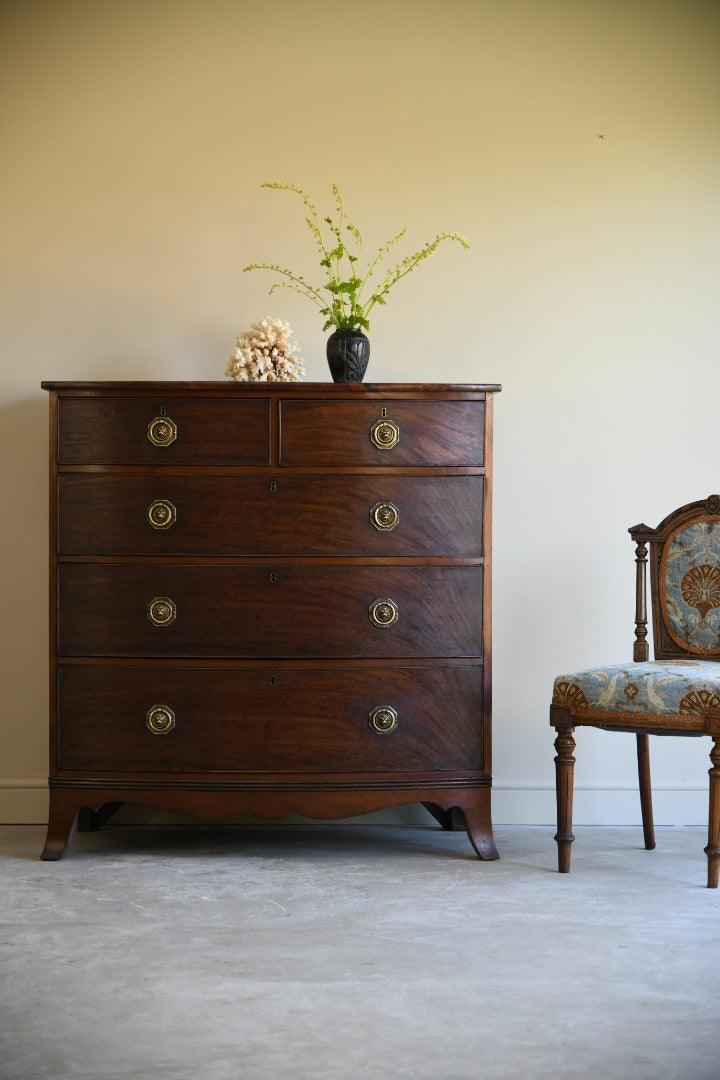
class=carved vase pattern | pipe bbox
[326,329,370,383]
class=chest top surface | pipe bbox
[42,381,501,393]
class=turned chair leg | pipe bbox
[705,735,720,889]
[553,724,576,873]
[636,734,656,851]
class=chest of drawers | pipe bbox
[41,381,501,859]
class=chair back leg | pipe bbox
[705,735,720,888]
[553,723,576,872]
[636,734,656,850]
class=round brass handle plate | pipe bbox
[369,418,399,450]
[146,704,176,735]
[147,499,177,530]
[370,500,399,532]
[369,705,398,735]
[368,597,399,628]
[147,596,177,627]
[147,415,177,447]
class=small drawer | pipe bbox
[57,396,270,465]
[57,564,483,659]
[279,399,485,466]
[57,474,484,557]
[57,663,484,773]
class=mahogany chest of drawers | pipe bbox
[41,381,501,859]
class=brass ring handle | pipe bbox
[369,418,399,450]
[147,596,177,627]
[147,499,177,530]
[147,415,177,447]
[368,597,399,628]
[369,705,398,735]
[370,500,399,532]
[146,704,176,735]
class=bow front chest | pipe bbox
[41,381,501,859]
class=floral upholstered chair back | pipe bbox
[648,494,720,661]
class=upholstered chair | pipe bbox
[550,495,720,887]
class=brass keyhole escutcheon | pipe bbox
[147,499,177,530]
[368,597,399,628]
[147,414,177,447]
[370,500,399,532]
[369,417,399,450]
[369,705,398,735]
[146,704,176,735]
[147,596,177,627]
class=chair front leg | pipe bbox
[552,713,576,873]
[705,733,720,889]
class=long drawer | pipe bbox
[57,564,483,658]
[57,396,270,465]
[57,663,484,773]
[58,474,484,557]
[279,399,485,466]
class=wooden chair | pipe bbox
[550,495,720,887]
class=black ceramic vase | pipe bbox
[326,328,370,383]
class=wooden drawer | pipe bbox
[57,396,270,465]
[58,474,484,557]
[57,663,484,773]
[58,564,483,658]
[279,399,485,466]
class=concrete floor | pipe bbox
[1,822,718,1080]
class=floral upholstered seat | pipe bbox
[553,660,720,730]
[550,495,720,887]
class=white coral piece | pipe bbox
[226,317,306,382]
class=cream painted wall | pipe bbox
[1,0,719,828]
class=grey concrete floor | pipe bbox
[1,822,718,1080]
